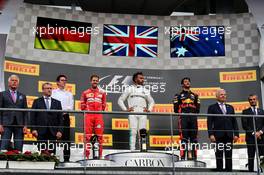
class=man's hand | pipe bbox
[23,126,28,134]
[127,107,134,112]
[143,107,150,112]
[209,135,216,142]
[255,131,262,139]
[233,136,239,143]
[32,130,38,138]
[56,132,62,139]
[0,125,4,134]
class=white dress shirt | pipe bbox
[52,88,74,110]
[251,106,258,115]
[43,96,51,109]
[218,102,227,114]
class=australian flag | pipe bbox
[170,26,225,57]
[103,24,158,57]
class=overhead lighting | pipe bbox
[44,5,82,11]
[170,12,194,16]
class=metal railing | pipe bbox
[0,108,262,174]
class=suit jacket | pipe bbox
[207,103,239,139]
[31,97,63,137]
[242,107,264,142]
[0,90,28,126]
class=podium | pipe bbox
[105,151,179,167]
[77,159,118,167]
[58,151,206,169]
[174,160,206,168]
[58,159,117,169]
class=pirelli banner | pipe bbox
[4,57,260,149]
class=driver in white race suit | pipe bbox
[118,72,155,150]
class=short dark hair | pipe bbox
[181,77,191,85]
[132,72,144,82]
[42,82,52,89]
[56,74,67,82]
[90,74,99,81]
[248,94,258,100]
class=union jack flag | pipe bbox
[103,24,158,57]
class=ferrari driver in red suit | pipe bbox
[80,74,106,159]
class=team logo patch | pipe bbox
[96,124,101,128]
[87,93,94,98]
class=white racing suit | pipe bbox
[118,84,155,150]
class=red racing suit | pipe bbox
[80,87,106,158]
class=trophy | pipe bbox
[91,135,99,159]
[140,129,147,152]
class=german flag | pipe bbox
[34,17,91,54]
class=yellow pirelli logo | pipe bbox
[112,118,150,130]
[152,104,173,113]
[74,132,112,146]
[198,118,208,131]
[38,81,76,95]
[4,60,40,76]
[234,133,246,145]
[26,96,38,108]
[229,101,250,113]
[70,116,75,128]
[220,70,256,83]
[191,87,220,99]
[24,128,37,141]
[75,100,112,112]
[149,135,180,147]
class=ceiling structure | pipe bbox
[24,0,249,16]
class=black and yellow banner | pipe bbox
[4,60,40,76]
[219,70,256,83]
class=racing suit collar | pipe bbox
[89,87,99,92]
[133,84,143,88]
[181,89,191,93]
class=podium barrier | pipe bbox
[0,108,258,173]
[174,160,206,168]
[105,151,179,167]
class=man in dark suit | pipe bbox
[0,74,28,152]
[31,82,63,153]
[242,94,264,172]
[207,89,239,171]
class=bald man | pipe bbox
[207,89,239,172]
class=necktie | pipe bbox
[253,107,257,115]
[220,103,226,114]
[11,91,16,103]
[45,97,50,109]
